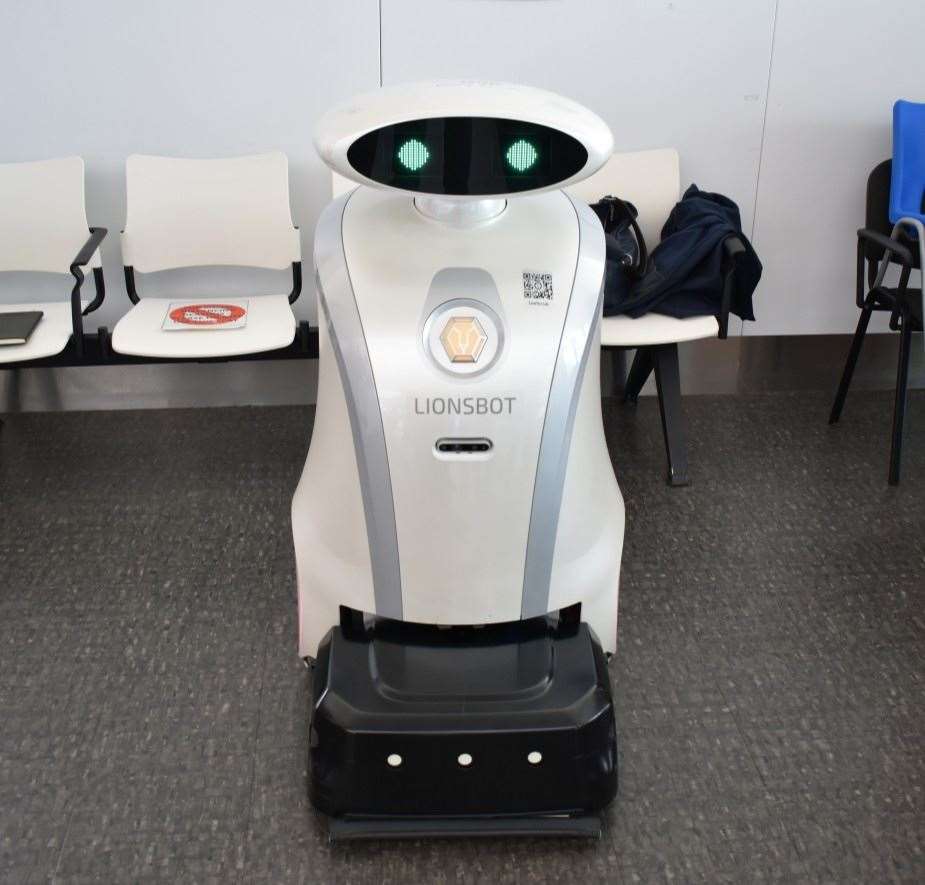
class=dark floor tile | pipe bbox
[0,756,77,883]
[618,719,770,812]
[786,804,925,884]
[62,746,255,838]
[0,393,923,883]
[49,826,246,885]
[604,805,809,884]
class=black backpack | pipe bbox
[589,195,648,315]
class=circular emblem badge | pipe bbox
[423,299,503,376]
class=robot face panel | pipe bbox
[346,117,588,196]
[314,82,614,198]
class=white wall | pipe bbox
[750,0,925,335]
[383,0,775,242]
[2,0,922,341]
[1,0,380,329]
[380,0,924,337]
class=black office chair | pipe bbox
[829,159,923,485]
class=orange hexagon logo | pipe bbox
[439,316,488,363]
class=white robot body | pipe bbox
[293,183,624,657]
[297,81,625,832]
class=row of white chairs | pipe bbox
[1,148,734,483]
[0,153,302,364]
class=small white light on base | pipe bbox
[527,751,543,765]
[457,753,473,767]
[387,753,402,767]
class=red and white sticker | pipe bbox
[162,300,249,331]
[169,303,245,325]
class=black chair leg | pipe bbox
[829,304,873,424]
[653,343,690,487]
[888,313,913,485]
[623,347,655,404]
[599,347,627,398]
[609,348,627,397]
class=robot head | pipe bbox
[314,81,613,199]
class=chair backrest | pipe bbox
[861,159,894,266]
[122,152,300,273]
[863,158,922,271]
[890,100,925,224]
[0,156,101,275]
[566,148,681,247]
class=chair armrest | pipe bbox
[857,228,913,266]
[288,260,303,304]
[717,234,746,339]
[68,227,107,356]
[722,235,747,263]
[70,227,107,275]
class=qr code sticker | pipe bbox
[523,272,554,302]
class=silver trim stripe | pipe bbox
[313,192,403,620]
[521,193,606,618]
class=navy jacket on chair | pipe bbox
[611,185,762,320]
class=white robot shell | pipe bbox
[313,80,614,198]
[295,81,624,659]
[301,83,623,829]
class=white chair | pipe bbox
[113,152,302,359]
[0,157,105,364]
[568,149,744,486]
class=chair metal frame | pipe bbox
[69,228,108,357]
[6,321,318,370]
[829,159,923,485]
[616,235,745,486]
[570,149,749,486]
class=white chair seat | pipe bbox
[112,294,296,358]
[0,299,88,364]
[601,313,719,348]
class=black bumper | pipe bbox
[308,612,618,836]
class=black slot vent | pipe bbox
[435,438,493,455]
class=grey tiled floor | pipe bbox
[0,390,923,883]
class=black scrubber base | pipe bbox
[307,607,618,840]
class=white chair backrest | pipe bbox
[122,152,300,273]
[0,156,101,274]
[332,171,356,199]
[567,148,681,247]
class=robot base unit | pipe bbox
[311,611,617,841]
[293,81,625,838]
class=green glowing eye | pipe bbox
[506,139,538,172]
[397,138,430,172]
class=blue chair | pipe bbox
[829,100,925,484]
[888,100,925,329]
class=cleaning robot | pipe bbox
[293,81,624,839]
